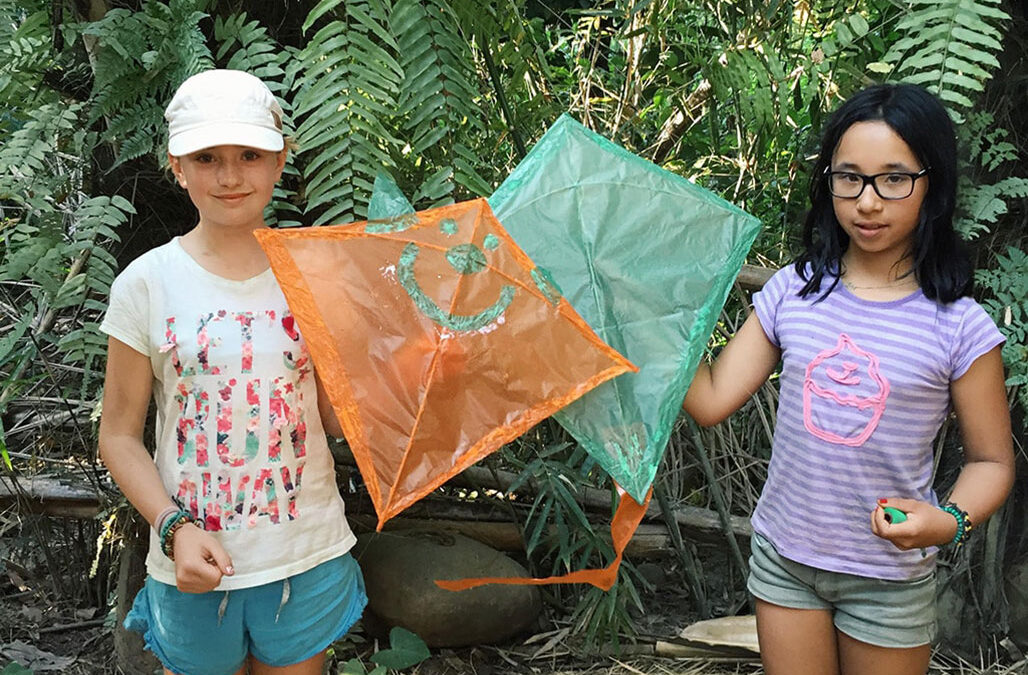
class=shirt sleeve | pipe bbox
[950,300,1005,380]
[751,266,793,348]
[99,263,151,356]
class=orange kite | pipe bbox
[255,199,635,529]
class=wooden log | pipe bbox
[0,474,105,519]
[736,264,775,292]
[1,469,749,550]
[348,514,675,559]
[453,464,752,541]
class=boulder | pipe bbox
[353,530,542,648]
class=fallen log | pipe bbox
[0,474,108,520]
[1,466,751,545]
[454,464,752,541]
[348,514,675,559]
[736,264,774,292]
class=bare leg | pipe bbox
[755,598,840,675]
[837,630,931,675]
[249,650,327,675]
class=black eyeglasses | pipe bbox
[825,168,930,200]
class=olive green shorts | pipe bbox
[747,532,936,648]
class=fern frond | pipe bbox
[883,0,1009,109]
[393,0,488,203]
[707,47,776,133]
[294,0,402,224]
[0,2,53,106]
[957,177,1028,239]
[214,13,286,83]
[81,0,212,165]
[0,102,83,205]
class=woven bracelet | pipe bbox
[153,505,180,535]
[941,502,973,547]
[159,510,195,560]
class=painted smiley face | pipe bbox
[395,218,516,332]
[802,333,890,447]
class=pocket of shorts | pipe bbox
[881,570,936,588]
[752,532,776,552]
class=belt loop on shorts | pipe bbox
[217,591,230,626]
[275,577,291,623]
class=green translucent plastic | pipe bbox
[488,115,761,502]
[368,118,760,503]
[367,171,415,220]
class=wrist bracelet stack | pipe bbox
[154,505,179,534]
[157,507,199,560]
[941,502,973,548]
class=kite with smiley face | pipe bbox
[254,198,635,529]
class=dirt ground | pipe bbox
[3,571,1025,675]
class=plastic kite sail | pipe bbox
[488,114,761,505]
[254,199,635,529]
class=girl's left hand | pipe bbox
[870,497,959,550]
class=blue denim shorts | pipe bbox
[747,532,936,648]
[125,553,367,675]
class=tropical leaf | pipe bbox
[294,0,402,224]
[883,0,1009,109]
[393,0,490,203]
[80,0,212,164]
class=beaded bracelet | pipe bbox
[941,502,973,547]
[159,509,199,560]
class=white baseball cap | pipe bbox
[165,69,285,156]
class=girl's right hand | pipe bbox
[172,524,235,593]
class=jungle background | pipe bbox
[0,0,1026,673]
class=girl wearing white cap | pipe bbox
[98,70,366,675]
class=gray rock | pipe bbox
[353,530,543,648]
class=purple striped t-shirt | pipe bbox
[750,265,1004,580]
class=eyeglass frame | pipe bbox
[823,167,930,200]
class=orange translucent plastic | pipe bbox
[255,199,635,529]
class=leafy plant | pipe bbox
[504,424,647,646]
[976,246,1028,412]
[340,626,430,674]
[392,0,491,202]
[294,0,403,224]
[79,0,213,164]
[882,0,1009,111]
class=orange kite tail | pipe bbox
[435,485,651,592]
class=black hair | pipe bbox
[794,83,971,303]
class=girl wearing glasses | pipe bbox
[683,83,1013,675]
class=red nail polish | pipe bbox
[878,498,888,504]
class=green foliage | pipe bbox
[883,0,1008,110]
[0,101,83,198]
[0,415,10,471]
[294,0,403,224]
[339,626,429,674]
[369,627,431,669]
[976,247,1028,412]
[393,0,491,202]
[0,0,52,107]
[80,0,213,164]
[504,425,646,645]
[954,111,1028,240]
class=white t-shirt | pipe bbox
[101,237,356,590]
